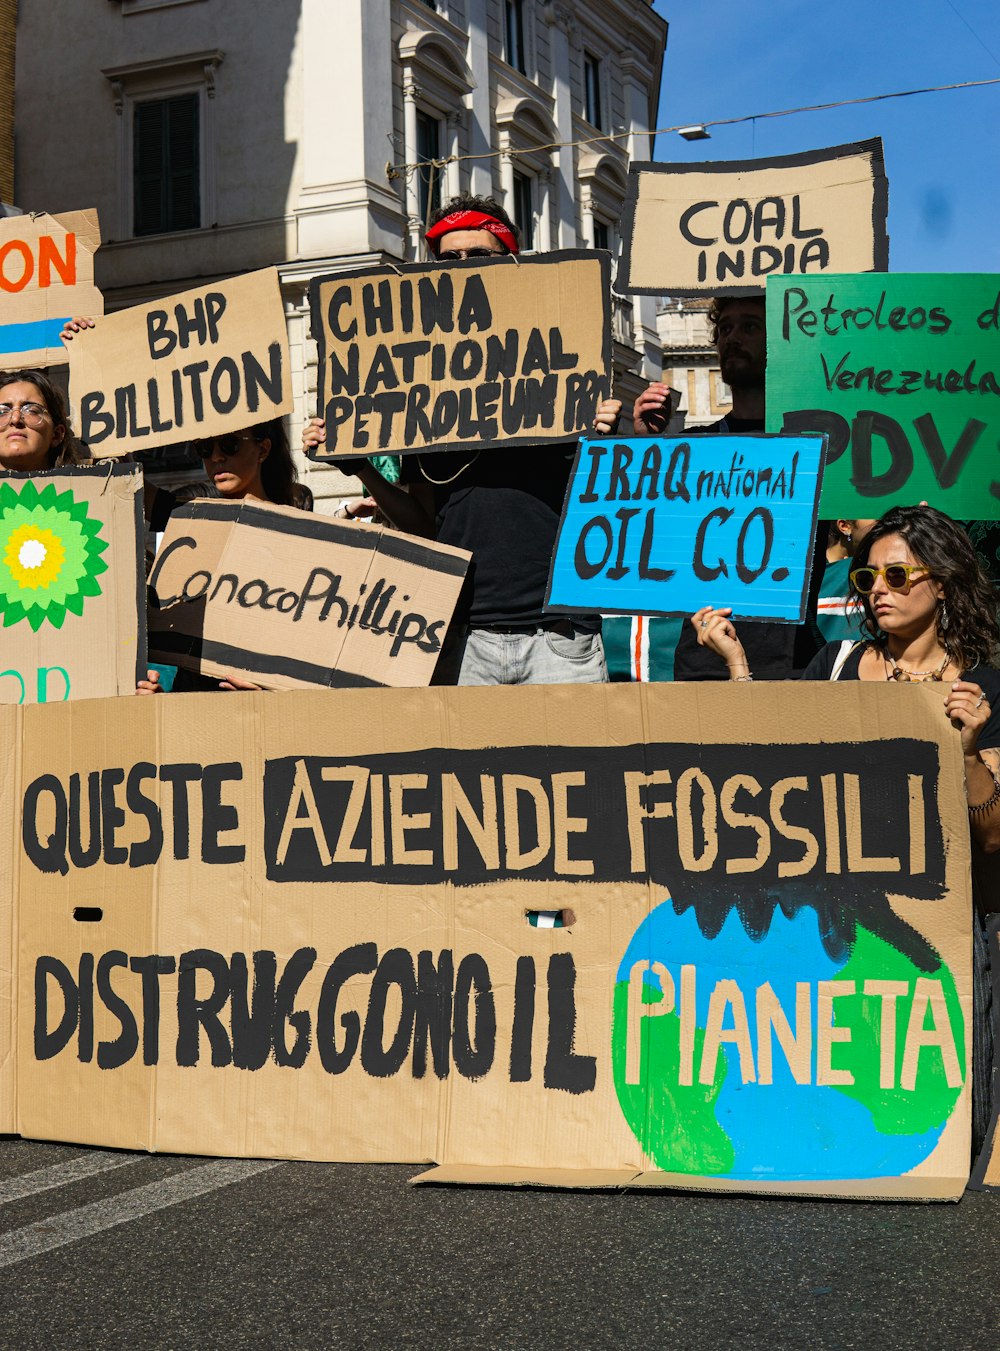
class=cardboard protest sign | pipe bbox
[5,681,973,1199]
[0,704,16,1132]
[147,498,470,689]
[0,464,145,705]
[68,268,292,459]
[308,251,612,459]
[767,273,1000,518]
[0,210,103,366]
[546,433,826,622]
[618,140,889,297]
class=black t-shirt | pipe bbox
[672,415,825,681]
[804,641,1000,741]
[399,445,586,627]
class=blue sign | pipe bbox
[546,433,826,622]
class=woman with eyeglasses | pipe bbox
[0,368,86,472]
[691,505,1000,853]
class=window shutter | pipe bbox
[167,93,200,231]
[132,93,200,237]
[133,99,167,236]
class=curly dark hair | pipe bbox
[706,294,765,346]
[0,367,86,465]
[426,193,520,255]
[850,505,1000,670]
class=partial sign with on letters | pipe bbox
[767,273,1000,518]
[547,433,826,622]
[0,464,144,705]
[68,268,292,458]
[1,681,973,1198]
[618,140,889,297]
[147,497,471,689]
[0,210,104,366]
[308,250,613,459]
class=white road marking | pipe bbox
[0,1158,283,1268]
[0,1151,140,1205]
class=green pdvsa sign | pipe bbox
[766,274,1000,518]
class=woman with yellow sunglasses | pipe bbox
[692,505,1000,857]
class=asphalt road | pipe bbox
[1,1137,997,1350]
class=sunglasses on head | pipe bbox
[192,434,259,459]
[849,563,930,594]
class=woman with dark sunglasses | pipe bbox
[146,418,312,529]
[692,505,1000,855]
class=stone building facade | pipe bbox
[657,297,733,429]
[13,0,667,506]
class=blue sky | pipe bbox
[649,0,1000,271]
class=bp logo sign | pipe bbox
[0,479,109,631]
[612,896,964,1182]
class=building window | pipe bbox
[712,370,733,412]
[512,170,534,251]
[132,93,200,236]
[416,110,442,227]
[592,219,609,251]
[584,53,603,130]
[505,1,526,75]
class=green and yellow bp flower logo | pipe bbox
[0,480,109,631]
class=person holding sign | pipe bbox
[304,193,621,686]
[633,295,824,681]
[0,369,86,471]
[694,503,1000,1153]
[692,506,1000,851]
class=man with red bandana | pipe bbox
[304,193,621,685]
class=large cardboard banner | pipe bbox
[308,251,613,460]
[618,140,889,297]
[546,433,826,621]
[0,210,103,366]
[3,683,973,1198]
[0,465,145,705]
[147,498,470,689]
[767,273,1000,518]
[68,268,292,459]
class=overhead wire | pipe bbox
[387,74,1000,179]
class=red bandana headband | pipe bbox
[425,209,519,255]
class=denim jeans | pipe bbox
[436,623,609,686]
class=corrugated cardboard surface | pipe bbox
[0,704,18,1132]
[147,498,470,689]
[309,251,613,459]
[0,210,103,366]
[68,268,292,458]
[0,464,145,705]
[619,140,888,296]
[9,683,972,1198]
